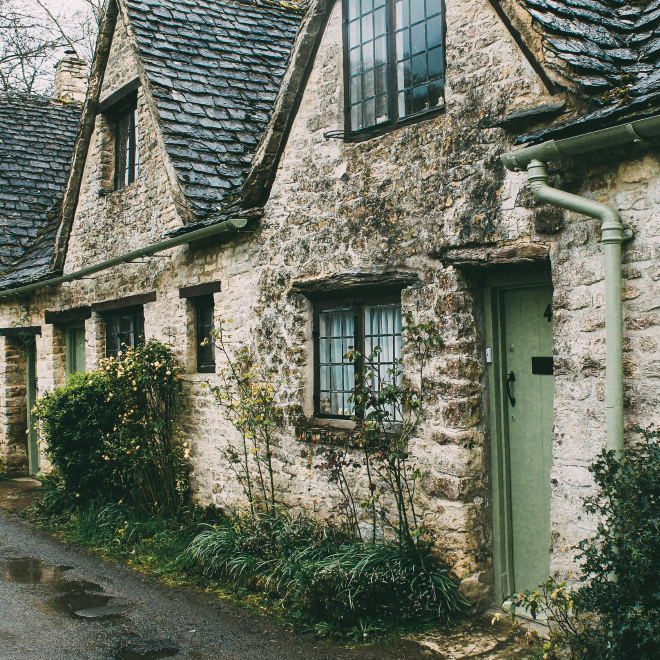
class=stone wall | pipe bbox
[54,56,88,103]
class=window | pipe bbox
[195,295,216,373]
[114,97,139,190]
[105,307,144,358]
[344,0,444,135]
[66,325,86,374]
[314,295,402,419]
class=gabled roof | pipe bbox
[0,95,81,288]
[125,0,303,215]
[498,0,660,141]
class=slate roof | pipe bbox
[0,95,80,288]
[124,0,303,216]
[515,0,660,141]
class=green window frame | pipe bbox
[344,0,445,138]
[65,325,86,375]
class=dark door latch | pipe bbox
[506,371,516,407]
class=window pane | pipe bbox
[363,304,403,422]
[318,308,354,417]
[347,0,391,131]
[362,70,374,99]
[374,35,387,67]
[426,0,441,16]
[376,94,388,123]
[363,41,374,70]
[393,0,444,119]
[196,298,215,371]
[349,19,360,47]
[375,65,388,96]
[411,53,427,84]
[411,22,425,54]
[410,0,424,24]
[363,97,376,126]
[427,14,442,48]
[412,83,428,113]
[362,14,373,42]
[349,47,361,76]
[374,6,387,37]
[348,0,360,21]
[428,45,443,79]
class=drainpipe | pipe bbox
[0,216,248,300]
[526,160,626,453]
[499,116,660,452]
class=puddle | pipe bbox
[114,640,179,659]
[0,557,73,583]
[0,557,128,621]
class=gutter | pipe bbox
[0,217,248,300]
[500,115,660,452]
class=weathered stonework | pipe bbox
[2,0,660,612]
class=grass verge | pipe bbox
[21,496,467,643]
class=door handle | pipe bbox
[506,371,516,408]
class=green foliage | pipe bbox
[508,579,599,660]
[35,339,189,515]
[205,325,284,513]
[187,509,467,635]
[34,371,121,502]
[573,427,660,659]
[315,312,443,547]
[507,428,660,659]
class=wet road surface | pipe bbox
[0,510,443,660]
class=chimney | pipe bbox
[54,50,88,102]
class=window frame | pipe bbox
[341,0,446,141]
[194,295,216,374]
[65,324,86,375]
[104,306,145,358]
[313,291,402,420]
[109,92,139,191]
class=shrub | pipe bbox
[35,371,120,502]
[574,428,660,659]
[508,429,660,659]
[36,339,189,516]
[187,509,467,635]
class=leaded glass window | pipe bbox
[195,295,216,373]
[314,297,402,419]
[114,101,139,190]
[345,0,444,134]
[105,308,144,358]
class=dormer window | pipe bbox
[344,0,445,137]
[114,97,139,190]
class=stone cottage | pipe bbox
[1,0,660,609]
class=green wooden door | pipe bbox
[501,286,554,595]
[26,341,39,475]
[66,326,86,375]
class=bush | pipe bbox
[35,371,120,502]
[36,339,189,516]
[187,509,467,635]
[508,429,660,660]
[574,428,660,659]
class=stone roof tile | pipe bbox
[124,0,302,215]
[0,95,80,288]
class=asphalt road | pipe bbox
[0,510,441,660]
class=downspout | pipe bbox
[0,216,248,300]
[499,116,660,452]
[526,160,626,453]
